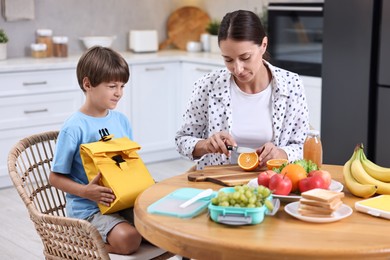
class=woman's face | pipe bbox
[220,38,267,83]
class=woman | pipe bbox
[175,10,310,170]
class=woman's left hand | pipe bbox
[257,143,288,167]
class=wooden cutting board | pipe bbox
[187,165,262,186]
[159,6,210,50]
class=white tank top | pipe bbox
[230,78,273,163]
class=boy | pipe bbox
[49,46,142,255]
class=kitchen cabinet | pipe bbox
[128,62,180,163]
[0,68,82,188]
[300,76,322,131]
[178,62,225,125]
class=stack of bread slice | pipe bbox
[299,188,344,217]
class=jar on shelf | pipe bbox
[36,29,53,57]
[53,36,68,57]
[303,129,323,168]
[30,43,47,58]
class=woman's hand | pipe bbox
[83,173,116,206]
[257,143,288,167]
[193,131,236,158]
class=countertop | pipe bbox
[0,50,225,73]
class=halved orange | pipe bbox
[238,152,259,171]
[280,164,307,192]
[266,159,288,171]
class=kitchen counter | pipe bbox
[0,50,225,73]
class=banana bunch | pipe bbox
[343,144,390,198]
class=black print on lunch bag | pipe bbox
[112,154,126,168]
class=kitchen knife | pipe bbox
[226,145,256,153]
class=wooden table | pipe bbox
[134,165,390,259]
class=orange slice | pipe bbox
[266,159,288,171]
[238,152,259,171]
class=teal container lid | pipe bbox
[147,187,216,218]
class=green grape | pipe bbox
[240,194,248,203]
[213,185,273,209]
[232,191,240,200]
[219,201,229,207]
[248,196,256,204]
[262,187,271,198]
[264,199,274,211]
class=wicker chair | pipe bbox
[7,131,174,260]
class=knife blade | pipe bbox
[226,145,256,153]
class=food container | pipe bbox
[36,29,53,57]
[129,30,158,53]
[355,195,390,219]
[53,36,68,57]
[186,41,202,52]
[208,187,277,225]
[79,36,116,49]
[30,43,47,58]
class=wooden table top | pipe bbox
[134,164,390,260]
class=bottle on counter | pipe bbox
[303,129,323,168]
[30,43,47,58]
[36,29,53,57]
[53,36,68,57]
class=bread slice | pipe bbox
[301,188,344,203]
[299,202,341,214]
[300,197,342,210]
[298,208,333,217]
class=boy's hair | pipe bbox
[76,46,130,92]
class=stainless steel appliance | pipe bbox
[267,1,324,77]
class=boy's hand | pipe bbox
[84,173,116,206]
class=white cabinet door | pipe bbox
[129,62,180,163]
[301,76,322,131]
[179,62,224,124]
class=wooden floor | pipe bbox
[0,158,194,259]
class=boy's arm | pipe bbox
[49,172,115,207]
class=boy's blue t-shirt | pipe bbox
[51,110,133,219]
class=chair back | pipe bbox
[7,131,110,260]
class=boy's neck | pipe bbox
[79,105,109,118]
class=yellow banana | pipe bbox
[343,148,377,198]
[351,148,390,195]
[360,150,390,182]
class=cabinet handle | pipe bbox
[23,81,48,86]
[195,68,212,73]
[145,67,165,71]
[24,108,49,114]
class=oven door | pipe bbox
[267,2,324,77]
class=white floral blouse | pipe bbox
[175,60,310,170]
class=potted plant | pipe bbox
[0,29,9,60]
[206,20,220,53]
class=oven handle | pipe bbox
[268,6,323,12]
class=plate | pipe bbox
[248,179,344,202]
[284,201,353,223]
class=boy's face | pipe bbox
[84,78,125,112]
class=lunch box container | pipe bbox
[208,187,279,225]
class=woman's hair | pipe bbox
[76,46,129,91]
[218,10,267,46]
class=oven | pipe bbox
[267,1,324,77]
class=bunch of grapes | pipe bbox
[211,185,274,211]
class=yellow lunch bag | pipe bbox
[80,129,155,214]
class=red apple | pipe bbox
[299,175,327,193]
[257,170,277,187]
[269,174,292,195]
[308,170,332,189]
